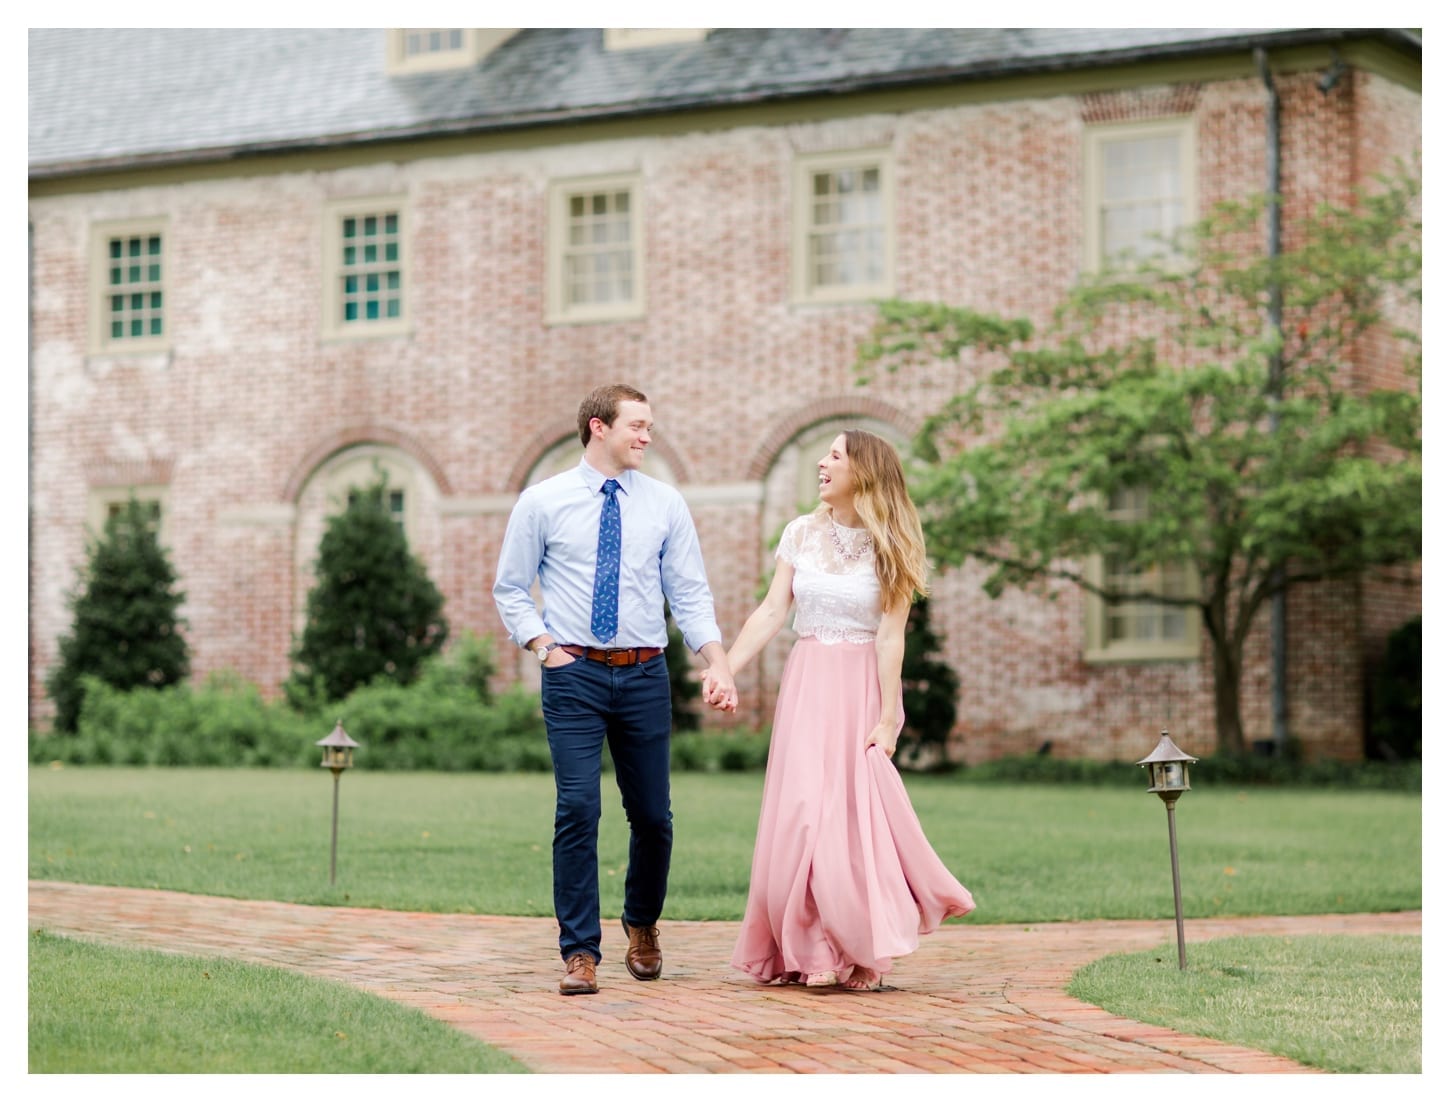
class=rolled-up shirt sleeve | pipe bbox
[493,491,548,650]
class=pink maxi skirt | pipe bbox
[730,637,975,983]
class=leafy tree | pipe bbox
[46,498,189,731]
[899,598,959,767]
[858,170,1421,755]
[285,477,448,705]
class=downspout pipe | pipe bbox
[1255,47,1290,758]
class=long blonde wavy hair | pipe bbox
[818,429,929,613]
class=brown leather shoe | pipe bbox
[559,952,598,995]
[621,918,662,980]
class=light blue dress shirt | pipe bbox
[493,459,723,654]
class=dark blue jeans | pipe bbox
[540,653,673,963]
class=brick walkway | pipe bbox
[28,880,1419,1074]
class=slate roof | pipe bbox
[29,27,1421,178]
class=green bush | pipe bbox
[900,598,959,762]
[669,729,772,772]
[285,475,449,705]
[957,752,1420,792]
[45,498,190,732]
[1370,616,1421,761]
[335,678,549,772]
[316,633,546,772]
[31,674,316,768]
[30,638,515,771]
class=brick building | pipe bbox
[27,28,1421,760]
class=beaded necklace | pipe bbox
[829,517,872,562]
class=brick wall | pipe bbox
[28,65,1421,760]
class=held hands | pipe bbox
[864,719,898,758]
[700,666,738,713]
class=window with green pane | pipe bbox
[105,233,163,341]
[339,211,402,324]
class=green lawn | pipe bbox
[1069,934,1421,1074]
[29,765,1422,1074]
[29,931,525,1073]
[28,766,1422,921]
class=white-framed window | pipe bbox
[320,450,419,542]
[546,174,645,324]
[792,150,894,303]
[89,218,168,355]
[1083,487,1201,663]
[1084,118,1196,271]
[322,199,410,339]
[385,29,517,73]
[604,29,708,50]
[87,485,169,547]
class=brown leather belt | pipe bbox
[559,644,663,667]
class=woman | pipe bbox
[725,429,975,991]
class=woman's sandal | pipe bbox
[804,970,839,987]
[839,966,881,991]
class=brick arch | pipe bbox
[743,396,917,481]
[1078,83,1203,123]
[500,420,692,491]
[280,424,452,503]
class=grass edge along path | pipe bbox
[29,928,527,1078]
[28,882,1421,1076]
[28,766,1423,922]
[1068,932,1421,1074]
[28,930,527,1074]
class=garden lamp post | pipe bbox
[1136,729,1198,970]
[316,720,359,885]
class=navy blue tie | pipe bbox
[590,479,621,642]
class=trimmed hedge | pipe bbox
[29,648,772,773]
[955,753,1421,792]
[30,674,314,768]
[670,729,772,772]
[30,661,1417,790]
[335,677,549,772]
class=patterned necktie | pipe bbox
[590,479,621,642]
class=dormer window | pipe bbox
[385,29,518,73]
[603,29,708,50]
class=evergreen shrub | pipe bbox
[45,498,189,732]
[285,476,448,705]
[1370,616,1421,761]
[899,597,959,768]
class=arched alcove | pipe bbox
[291,442,444,638]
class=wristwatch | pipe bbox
[534,642,561,663]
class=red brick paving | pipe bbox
[28,880,1419,1074]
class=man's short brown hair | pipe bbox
[578,384,648,447]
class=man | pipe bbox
[494,383,738,995]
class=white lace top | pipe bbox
[776,512,880,645]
